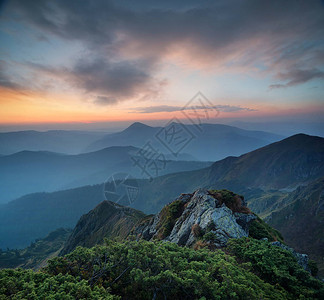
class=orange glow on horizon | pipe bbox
[0,87,322,125]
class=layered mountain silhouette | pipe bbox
[0,130,106,155]
[85,122,283,161]
[1,134,323,255]
[0,123,282,161]
[0,146,211,203]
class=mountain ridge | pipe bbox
[85,122,283,161]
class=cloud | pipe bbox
[94,96,118,105]
[70,57,156,99]
[0,61,21,89]
[23,56,165,104]
[4,0,324,95]
[131,104,256,114]
[269,68,324,89]
[215,105,256,113]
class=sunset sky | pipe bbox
[0,0,324,132]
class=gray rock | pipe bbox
[234,212,257,231]
[137,189,256,248]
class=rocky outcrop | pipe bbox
[134,189,256,248]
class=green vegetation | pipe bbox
[248,216,284,242]
[156,200,185,239]
[309,260,319,277]
[0,268,115,299]
[227,238,324,299]
[1,239,323,299]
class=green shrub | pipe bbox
[0,268,116,299]
[45,240,287,299]
[308,260,319,277]
[2,239,323,299]
[156,200,185,239]
[249,216,284,242]
[227,237,324,299]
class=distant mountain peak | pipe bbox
[125,122,152,131]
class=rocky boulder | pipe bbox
[134,189,256,248]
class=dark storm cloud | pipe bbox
[5,0,324,97]
[131,105,256,114]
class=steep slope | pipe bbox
[0,130,105,155]
[60,201,145,255]
[267,177,324,276]
[208,133,324,190]
[85,122,282,161]
[0,146,211,203]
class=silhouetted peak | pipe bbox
[124,122,152,131]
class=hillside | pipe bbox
[208,133,324,190]
[267,177,324,276]
[85,122,282,161]
[0,146,211,203]
[1,189,323,299]
[60,189,284,257]
[0,185,104,249]
[135,133,324,215]
[60,201,145,255]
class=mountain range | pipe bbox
[85,122,283,161]
[0,146,211,203]
[133,133,324,215]
[1,133,323,254]
[0,122,282,160]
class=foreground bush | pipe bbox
[45,240,286,299]
[1,239,323,299]
[0,268,116,299]
[227,237,324,299]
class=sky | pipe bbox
[0,0,324,134]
